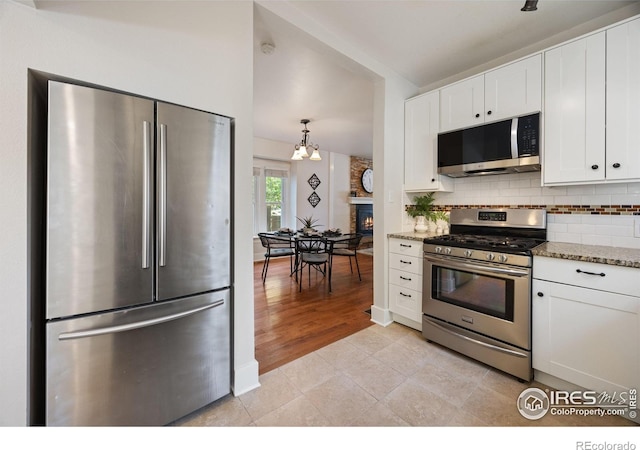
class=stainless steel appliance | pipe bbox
[437,113,540,177]
[422,208,546,381]
[45,81,231,426]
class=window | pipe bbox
[253,159,291,234]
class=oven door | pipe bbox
[422,254,531,350]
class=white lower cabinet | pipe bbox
[388,238,423,329]
[532,256,640,395]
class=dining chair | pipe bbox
[327,233,363,292]
[295,237,328,292]
[258,232,295,283]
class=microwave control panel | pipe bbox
[518,114,539,156]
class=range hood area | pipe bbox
[438,155,541,178]
[437,113,541,178]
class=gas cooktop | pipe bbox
[423,208,547,265]
[425,233,546,254]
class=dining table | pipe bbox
[272,230,348,292]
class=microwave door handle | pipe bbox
[510,117,518,159]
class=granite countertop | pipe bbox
[387,231,436,242]
[532,242,640,269]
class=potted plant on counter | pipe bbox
[405,193,436,233]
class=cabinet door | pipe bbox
[532,278,640,394]
[439,75,484,132]
[606,18,640,181]
[404,92,452,192]
[543,32,606,185]
[484,55,541,122]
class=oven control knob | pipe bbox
[486,253,495,261]
[463,250,473,257]
[445,247,452,255]
[498,254,508,263]
[435,247,442,253]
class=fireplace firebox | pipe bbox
[355,204,373,236]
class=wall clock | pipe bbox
[361,168,373,193]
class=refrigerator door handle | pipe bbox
[142,120,151,269]
[159,123,167,267]
[57,299,225,341]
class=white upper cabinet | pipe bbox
[543,17,640,186]
[439,54,542,132]
[439,75,484,132]
[404,91,453,192]
[543,32,606,184]
[484,55,542,123]
[606,18,640,182]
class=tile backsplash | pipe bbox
[404,172,640,249]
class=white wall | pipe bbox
[0,1,258,425]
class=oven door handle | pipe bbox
[424,256,530,277]
[424,317,529,359]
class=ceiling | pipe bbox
[253,0,640,159]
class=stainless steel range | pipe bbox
[422,208,546,382]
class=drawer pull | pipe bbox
[576,269,605,277]
[399,292,412,298]
[399,276,412,281]
[399,243,412,248]
[400,259,412,264]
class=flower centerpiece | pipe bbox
[296,215,322,234]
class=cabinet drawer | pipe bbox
[389,238,423,257]
[533,256,639,297]
[389,252,422,275]
[389,268,422,292]
[389,283,422,322]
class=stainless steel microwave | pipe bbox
[437,112,540,178]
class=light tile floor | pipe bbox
[173,322,636,428]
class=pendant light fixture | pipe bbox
[291,119,321,161]
[521,0,538,11]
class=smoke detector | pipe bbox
[260,42,275,55]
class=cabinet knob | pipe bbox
[537,292,544,297]
[475,113,480,118]
[431,178,435,182]
[591,164,599,170]
[613,163,621,168]
[487,110,492,115]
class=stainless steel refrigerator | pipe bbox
[45,80,231,426]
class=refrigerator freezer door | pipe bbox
[46,290,230,426]
[46,81,155,319]
[156,103,231,300]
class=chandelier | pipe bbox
[291,119,321,161]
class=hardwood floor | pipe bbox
[254,250,374,374]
